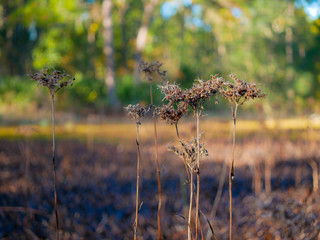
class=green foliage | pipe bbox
[67,74,107,111]
[0,77,37,106]
[116,74,162,105]
[0,0,320,114]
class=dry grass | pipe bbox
[2,117,320,142]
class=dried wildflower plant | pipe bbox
[155,104,187,125]
[139,60,166,240]
[168,137,208,240]
[30,67,75,96]
[125,103,151,240]
[139,60,166,82]
[184,77,222,113]
[168,138,208,172]
[219,74,265,105]
[30,67,75,240]
[158,77,222,240]
[219,74,265,240]
[159,82,186,106]
[125,104,151,125]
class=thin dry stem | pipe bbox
[195,110,200,240]
[51,95,59,240]
[310,159,319,192]
[134,124,140,240]
[188,171,194,240]
[150,82,162,240]
[30,68,75,240]
[174,123,190,182]
[229,103,237,240]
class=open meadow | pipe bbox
[0,119,319,239]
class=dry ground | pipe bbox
[0,122,320,239]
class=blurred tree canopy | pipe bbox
[0,0,319,115]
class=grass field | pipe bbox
[0,118,320,239]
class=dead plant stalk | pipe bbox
[140,61,166,240]
[219,74,265,240]
[51,94,59,240]
[125,104,150,240]
[195,109,200,240]
[150,82,162,240]
[229,102,238,240]
[134,123,140,240]
[30,68,75,240]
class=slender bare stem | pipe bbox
[150,82,162,240]
[175,122,191,182]
[310,159,319,192]
[195,110,200,240]
[229,103,238,240]
[188,170,194,240]
[175,122,180,140]
[51,94,59,240]
[134,124,141,240]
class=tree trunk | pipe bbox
[102,0,119,109]
[134,0,159,84]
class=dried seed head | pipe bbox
[139,60,166,82]
[125,104,151,125]
[184,76,223,111]
[168,137,208,171]
[219,74,265,105]
[155,102,188,125]
[29,67,75,95]
[158,82,186,106]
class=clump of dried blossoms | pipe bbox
[125,104,151,125]
[139,60,167,82]
[158,82,186,106]
[155,102,188,126]
[159,76,223,115]
[219,74,265,105]
[168,138,208,171]
[30,67,75,95]
[184,76,223,112]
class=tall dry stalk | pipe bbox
[30,68,75,240]
[188,170,194,240]
[51,94,59,240]
[159,77,220,240]
[134,123,140,240]
[184,78,221,240]
[168,138,208,240]
[195,109,200,239]
[139,60,166,239]
[125,104,150,240]
[229,102,238,240]
[309,160,319,192]
[219,74,264,240]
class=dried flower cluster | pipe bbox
[139,61,167,82]
[219,74,265,105]
[159,82,186,105]
[125,104,151,125]
[158,76,222,116]
[30,67,75,95]
[168,138,208,171]
[155,103,188,125]
[184,77,222,111]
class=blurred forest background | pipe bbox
[0,0,320,121]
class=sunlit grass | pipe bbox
[1,117,320,142]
